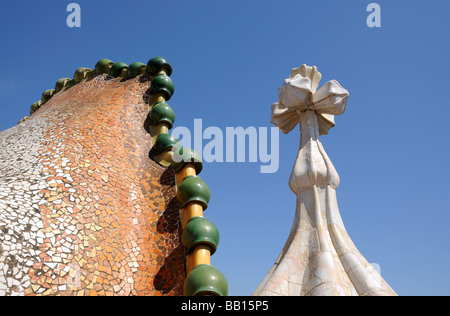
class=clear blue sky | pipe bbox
[1,0,449,296]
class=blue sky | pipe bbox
[1,0,449,296]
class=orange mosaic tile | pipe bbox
[0,73,185,296]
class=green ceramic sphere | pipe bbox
[95,58,114,75]
[152,133,180,156]
[177,175,210,210]
[110,62,128,78]
[41,89,55,103]
[55,78,72,92]
[147,56,172,76]
[150,74,175,101]
[126,62,147,79]
[30,101,41,114]
[184,264,228,296]
[148,101,175,129]
[182,216,219,255]
[171,147,203,175]
[73,67,92,83]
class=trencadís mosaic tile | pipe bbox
[0,74,185,296]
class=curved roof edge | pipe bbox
[18,57,171,124]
